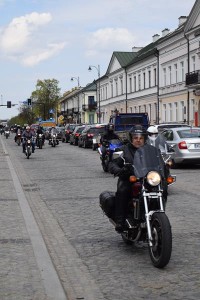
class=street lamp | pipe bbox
[88,65,101,123]
[71,76,80,123]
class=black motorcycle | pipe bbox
[99,144,175,268]
[36,133,44,149]
[23,138,33,159]
[98,139,123,172]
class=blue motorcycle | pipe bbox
[98,139,123,172]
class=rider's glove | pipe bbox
[117,164,133,179]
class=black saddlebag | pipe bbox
[99,191,115,219]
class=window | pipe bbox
[130,107,133,113]
[190,99,195,120]
[148,104,151,121]
[174,102,178,121]
[144,105,146,112]
[169,103,172,121]
[163,104,167,122]
[168,66,172,85]
[129,77,132,93]
[174,64,178,83]
[154,68,157,86]
[163,68,166,86]
[148,70,151,88]
[181,101,185,120]
[115,81,118,96]
[192,56,196,72]
[88,96,95,105]
[134,76,137,91]
[120,78,123,95]
[111,83,113,97]
[180,61,184,81]
[105,86,108,99]
[143,72,146,89]
[138,74,141,90]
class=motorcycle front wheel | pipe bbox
[149,212,172,268]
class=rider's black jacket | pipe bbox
[108,142,137,177]
[100,131,119,145]
[36,128,44,135]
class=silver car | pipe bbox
[160,127,200,166]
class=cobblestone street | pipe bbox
[0,134,200,300]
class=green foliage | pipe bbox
[9,78,61,125]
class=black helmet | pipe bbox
[129,125,147,141]
[107,123,114,132]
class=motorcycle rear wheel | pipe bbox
[149,212,172,268]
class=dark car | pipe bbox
[78,125,106,148]
[69,125,86,145]
[55,126,65,141]
[63,124,77,143]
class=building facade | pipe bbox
[60,0,200,126]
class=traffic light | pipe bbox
[7,101,11,108]
[27,98,32,106]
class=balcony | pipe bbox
[82,102,97,111]
[185,70,200,88]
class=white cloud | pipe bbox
[1,12,52,52]
[85,27,135,57]
[22,42,66,66]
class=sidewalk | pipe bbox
[0,137,48,300]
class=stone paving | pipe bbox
[1,134,200,300]
[0,140,47,299]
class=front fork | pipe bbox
[143,188,164,247]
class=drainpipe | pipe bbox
[184,33,190,125]
[125,67,128,113]
[155,49,160,124]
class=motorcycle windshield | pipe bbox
[109,139,123,150]
[133,144,165,178]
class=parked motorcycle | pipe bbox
[99,144,176,268]
[98,139,123,172]
[36,133,44,149]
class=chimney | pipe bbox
[162,28,170,37]
[132,46,143,53]
[179,16,187,26]
[152,34,160,42]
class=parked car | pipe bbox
[55,126,65,141]
[154,123,191,133]
[91,123,107,150]
[63,124,77,143]
[160,127,200,166]
[69,125,86,145]
[78,125,106,148]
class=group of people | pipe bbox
[14,124,45,153]
[100,123,170,233]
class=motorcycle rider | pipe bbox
[100,123,120,160]
[108,125,148,232]
[36,125,45,145]
[14,125,22,142]
[22,126,35,153]
[146,125,170,152]
[49,126,59,145]
[146,125,173,178]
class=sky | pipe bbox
[0,0,196,120]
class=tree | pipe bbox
[31,79,61,121]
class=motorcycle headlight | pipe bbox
[53,134,56,137]
[147,171,161,186]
